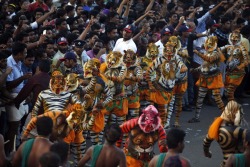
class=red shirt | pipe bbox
[28,2,49,12]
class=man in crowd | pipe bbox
[52,37,69,73]
[5,42,32,155]
[155,26,174,57]
[12,116,53,167]
[59,51,83,75]
[149,128,191,167]
[113,24,137,55]
[225,129,250,167]
[0,51,13,136]
[78,124,126,167]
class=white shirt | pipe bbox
[193,30,216,65]
[52,50,66,73]
[113,38,137,55]
[7,55,24,93]
[6,56,29,121]
[67,2,77,7]
[30,21,38,29]
[196,12,211,33]
[81,50,90,64]
[155,40,164,57]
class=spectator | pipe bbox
[52,37,69,73]
[225,129,250,167]
[59,51,83,75]
[33,7,45,22]
[39,152,61,167]
[5,42,31,156]
[214,17,232,47]
[0,134,7,167]
[84,31,99,51]
[6,3,16,19]
[78,124,126,167]
[21,53,35,84]
[16,0,31,19]
[28,0,49,13]
[65,5,75,19]
[167,13,179,28]
[0,51,13,136]
[75,5,83,16]
[82,39,105,63]
[14,59,51,113]
[50,141,69,167]
[12,116,53,167]
[44,39,55,59]
[113,24,137,55]
[149,128,191,167]
[72,39,85,65]
[155,26,174,57]
[100,23,118,51]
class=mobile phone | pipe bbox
[43,30,46,35]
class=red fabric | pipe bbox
[29,2,49,12]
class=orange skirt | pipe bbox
[139,89,151,102]
[128,95,140,108]
[225,73,244,86]
[150,91,173,105]
[105,99,128,116]
[173,81,187,94]
[64,130,84,144]
[126,155,148,167]
[88,111,105,133]
[196,73,224,89]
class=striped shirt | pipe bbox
[32,89,80,117]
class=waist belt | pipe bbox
[113,93,126,100]
[153,81,173,92]
[201,70,220,77]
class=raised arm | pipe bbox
[237,45,249,70]
[146,58,159,89]
[145,0,155,14]
[122,0,132,18]
[6,73,31,91]
[77,18,94,40]
[36,6,56,25]
[194,50,220,63]
[81,77,97,94]
[224,0,241,16]
[209,1,227,15]
[117,0,129,16]
[108,65,127,83]
[102,84,113,107]
[0,67,12,87]
[157,126,168,152]
[133,10,154,26]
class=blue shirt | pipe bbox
[195,12,211,33]
[21,63,32,85]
